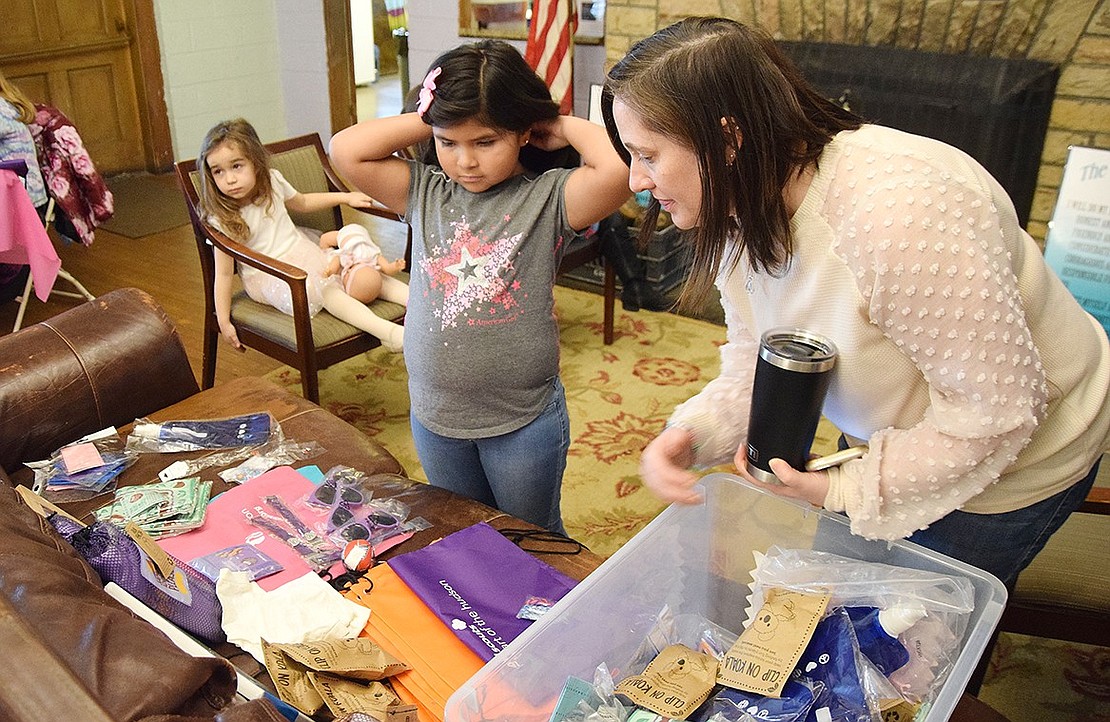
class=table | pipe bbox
[55,376,1007,721]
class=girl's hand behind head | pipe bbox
[526,117,569,153]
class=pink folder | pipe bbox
[159,466,334,591]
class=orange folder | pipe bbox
[345,563,486,721]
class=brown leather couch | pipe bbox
[0,288,600,722]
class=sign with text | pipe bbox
[1044,145,1110,337]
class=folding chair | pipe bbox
[0,158,94,332]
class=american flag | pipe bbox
[525,0,577,115]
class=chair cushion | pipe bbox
[230,290,406,349]
[1012,510,1110,615]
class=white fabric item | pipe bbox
[216,569,370,662]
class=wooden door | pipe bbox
[0,0,162,173]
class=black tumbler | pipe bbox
[745,328,837,483]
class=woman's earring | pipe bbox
[725,147,737,166]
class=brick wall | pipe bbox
[604,0,1110,245]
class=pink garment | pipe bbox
[0,169,58,301]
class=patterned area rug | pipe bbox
[263,284,1107,722]
[263,284,742,557]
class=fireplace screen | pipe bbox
[779,41,1058,227]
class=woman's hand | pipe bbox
[527,117,570,152]
[218,320,244,351]
[345,191,377,210]
[640,426,703,504]
[733,448,830,507]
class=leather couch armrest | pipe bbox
[0,288,200,474]
[0,483,237,720]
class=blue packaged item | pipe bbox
[845,606,923,677]
[130,412,273,451]
[793,609,871,722]
[690,678,817,722]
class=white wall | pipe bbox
[406,0,604,120]
[153,0,330,161]
[274,0,332,140]
[351,0,376,85]
[152,0,606,161]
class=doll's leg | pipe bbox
[378,274,409,306]
[319,230,340,250]
[321,284,404,352]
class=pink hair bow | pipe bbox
[416,67,442,118]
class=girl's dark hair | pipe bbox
[197,118,273,242]
[602,17,863,308]
[417,39,561,172]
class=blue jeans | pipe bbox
[904,459,1099,589]
[410,378,570,535]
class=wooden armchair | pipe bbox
[999,464,1110,646]
[560,233,616,344]
[175,133,409,404]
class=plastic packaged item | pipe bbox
[793,608,872,722]
[744,546,971,703]
[444,473,1007,722]
[217,439,323,484]
[690,678,818,722]
[128,412,277,452]
[845,605,925,676]
[189,544,284,582]
[887,613,960,703]
[30,432,139,503]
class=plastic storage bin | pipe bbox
[444,473,1007,722]
[638,224,689,294]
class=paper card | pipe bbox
[61,442,105,474]
[718,588,830,697]
[615,644,719,718]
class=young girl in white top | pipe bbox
[198,118,408,352]
[329,40,629,534]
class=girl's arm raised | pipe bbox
[329,113,432,215]
[531,115,631,230]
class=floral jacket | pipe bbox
[30,104,113,246]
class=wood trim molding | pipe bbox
[323,0,357,136]
[128,0,174,171]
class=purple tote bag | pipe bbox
[388,522,576,661]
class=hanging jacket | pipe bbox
[29,104,114,247]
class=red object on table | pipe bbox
[0,169,58,301]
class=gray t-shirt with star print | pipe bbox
[404,161,574,438]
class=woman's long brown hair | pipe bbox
[602,17,862,309]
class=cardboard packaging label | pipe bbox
[718,588,830,696]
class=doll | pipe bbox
[320,224,407,304]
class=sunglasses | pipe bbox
[331,507,403,543]
[312,478,366,507]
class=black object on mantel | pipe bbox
[778,41,1058,228]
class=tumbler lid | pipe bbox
[759,328,837,372]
